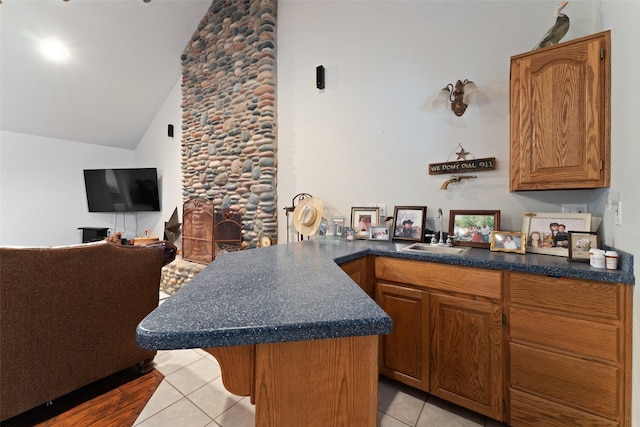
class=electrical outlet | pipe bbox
[561,203,588,213]
[616,201,622,225]
[369,203,386,218]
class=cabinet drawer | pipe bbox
[509,388,618,427]
[510,342,618,419]
[376,258,501,300]
[508,272,622,320]
[509,307,619,363]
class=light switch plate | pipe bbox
[369,203,386,218]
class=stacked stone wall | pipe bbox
[181,0,277,248]
[160,256,207,295]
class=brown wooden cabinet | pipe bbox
[510,31,610,191]
[341,256,375,298]
[430,293,504,420]
[374,258,504,421]
[376,281,430,391]
[355,256,632,425]
[506,272,632,426]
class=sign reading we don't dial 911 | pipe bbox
[428,157,496,175]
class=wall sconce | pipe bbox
[435,79,478,116]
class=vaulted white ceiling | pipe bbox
[0,0,212,149]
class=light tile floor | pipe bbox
[135,293,507,427]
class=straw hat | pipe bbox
[292,197,324,236]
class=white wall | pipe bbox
[600,2,640,424]
[0,131,136,245]
[0,81,184,246]
[134,79,185,244]
[276,0,609,241]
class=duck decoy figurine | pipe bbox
[533,1,570,50]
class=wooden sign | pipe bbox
[428,157,496,175]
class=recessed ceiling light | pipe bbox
[41,39,68,61]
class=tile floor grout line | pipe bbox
[210,397,251,426]
[379,410,416,427]
[133,378,187,426]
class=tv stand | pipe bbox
[78,227,108,243]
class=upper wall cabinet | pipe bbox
[510,31,611,191]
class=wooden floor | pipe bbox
[1,367,163,427]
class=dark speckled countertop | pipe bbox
[136,239,634,351]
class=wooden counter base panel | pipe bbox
[205,335,378,427]
[205,345,255,401]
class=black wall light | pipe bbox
[316,65,325,89]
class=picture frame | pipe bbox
[368,225,391,241]
[330,217,345,238]
[345,227,357,241]
[568,231,600,262]
[351,207,380,239]
[490,231,526,254]
[318,219,330,238]
[391,206,427,242]
[522,212,592,257]
[448,210,500,249]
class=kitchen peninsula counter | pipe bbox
[137,239,633,351]
[136,239,633,427]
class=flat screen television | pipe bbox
[83,168,161,212]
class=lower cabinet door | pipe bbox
[376,281,429,391]
[430,293,504,421]
[341,257,373,298]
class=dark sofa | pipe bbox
[0,241,165,422]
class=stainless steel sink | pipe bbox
[400,242,471,256]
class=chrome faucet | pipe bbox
[437,208,445,246]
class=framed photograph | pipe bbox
[490,231,526,254]
[330,217,345,238]
[448,210,500,249]
[523,212,592,257]
[368,225,391,241]
[568,231,599,262]
[318,219,330,238]
[345,228,357,241]
[391,206,427,242]
[351,207,380,239]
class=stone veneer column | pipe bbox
[181,0,277,247]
